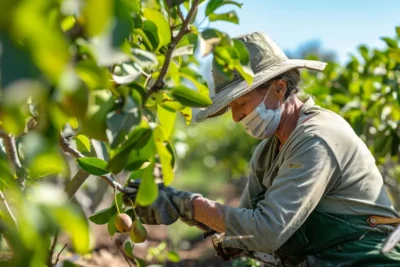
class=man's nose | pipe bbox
[231,108,243,123]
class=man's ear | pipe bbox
[274,79,287,100]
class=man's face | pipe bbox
[228,80,285,123]
[229,90,265,123]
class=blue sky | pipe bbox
[197,0,400,64]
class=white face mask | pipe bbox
[240,90,281,139]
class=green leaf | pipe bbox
[205,0,242,16]
[132,48,157,67]
[358,45,369,61]
[157,105,176,140]
[83,0,112,36]
[209,11,239,24]
[134,257,147,267]
[29,152,66,179]
[171,85,212,107]
[106,98,141,149]
[77,157,110,176]
[381,37,398,49]
[75,135,91,153]
[107,126,153,173]
[89,204,117,225]
[172,45,194,58]
[389,49,400,63]
[143,8,171,48]
[107,213,118,236]
[61,15,76,32]
[126,138,155,171]
[0,33,39,88]
[153,126,174,186]
[233,39,254,85]
[396,27,400,37]
[167,251,180,262]
[179,67,209,96]
[76,60,112,90]
[200,29,222,56]
[142,20,160,51]
[135,164,158,206]
[180,106,192,125]
[51,206,90,254]
[177,33,199,50]
[124,240,135,259]
[80,90,115,140]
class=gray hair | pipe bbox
[256,68,301,101]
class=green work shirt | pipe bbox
[221,97,399,254]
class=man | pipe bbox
[124,32,400,266]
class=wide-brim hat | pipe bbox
[195,32,327,122]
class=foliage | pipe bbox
[0,0,249,265]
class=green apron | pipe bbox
[251,193,400,266]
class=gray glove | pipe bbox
[123,180,202,226]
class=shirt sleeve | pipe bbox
[221,135,340,253]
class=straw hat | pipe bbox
[195,32,327,122]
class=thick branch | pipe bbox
[0,131,26,190]
[145,0,200,100]
[59,135,136,195]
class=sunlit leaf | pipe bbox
[205,0,242,16]
[172,45,194,58]
[167,251,180,262]
[135,164,158,206]
[143,9,171,48]
[77,157,109,176]
[209,11,239,24]
[75,135,91,154]
[53,207,90,253]
[61,16,76,32]
[171,85,212,107]
[180,106,192,125]
[157,105,176,140]
[233,39,254,85]
[29,152,66,179]
[83,0,112,36]
[381,37,398,49]
[153,126,174,186]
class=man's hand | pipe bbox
[123,180,201,225]
[212,234,244,260]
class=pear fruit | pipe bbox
[130,219,148,243]
[114,213,133,233]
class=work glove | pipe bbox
[123,180,208,230]
[212,234,244,261]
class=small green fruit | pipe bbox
[130,219,147,243]
[114,213,133,233]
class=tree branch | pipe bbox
[55,244,67,266]
[0,190,17,229]
[144,0,200,101]
[59,135,136,195]
[0,190,17,255]
[47,231,58,267]
[0,131,26,190]
[116,240,133,267]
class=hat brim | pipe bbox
[195,59,327,122]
